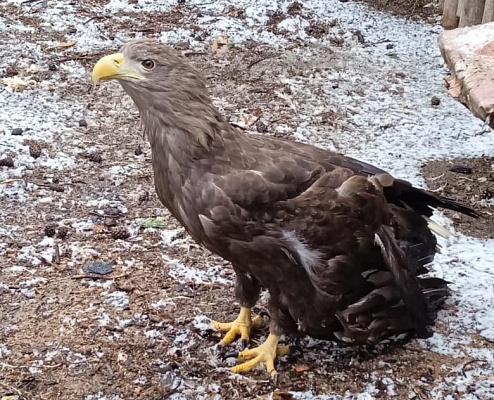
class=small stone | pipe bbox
[256,121,267,133]
[48,62,58,72]
[29,142,42,159]
[138,191,150,204]
[83,261,113,275]
[0,157,14,168]
[52,176,60,184]
[79,119,88,128]
[112,227,130,240]
[104,217,118,227]
[102,206,122,216]
[11,128,23,135]
[4,65,19,77]
[449,165,472,175]
[57,226,69,239]
[87,152,102,163]
[134,145,143,156]
[431,96,441,106]
[44,224,57,237]
[67,27,77,34]
[386,43,394,50]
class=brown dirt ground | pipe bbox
[422,157,494,239]
[1,1,493,400]
[360,0,439,20]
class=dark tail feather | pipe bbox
[385,179,480,219]
[375,225,433,338]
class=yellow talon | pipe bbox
[230,333,290,376]
[212,307,264,346]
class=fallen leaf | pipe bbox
[2,76,37,91]
[292,363,310,373]
[271,390,294,400]
[92,224,107,233]
[211,35,229,56]
[141,217,166,229]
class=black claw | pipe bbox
[240,339,249,350]
[223,350,239,360]
[287,345,304,362]
[216,344,228,356]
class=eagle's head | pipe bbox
[92,39,209,112]
[92,39,222,148]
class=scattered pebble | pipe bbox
[256,121,267,133]
[79,119,88,127]
[0,157,14,167]
[11,128,23,135]
[83,261,113,275]
[134,145,143,155]
[104,217,118,227]
[87,152,102,163]
[431,96,441,106]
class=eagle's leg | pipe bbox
[212,270,263,347]
[230,332,290,376]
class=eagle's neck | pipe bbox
[128,86,227,162]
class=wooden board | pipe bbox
[439,22,494,127]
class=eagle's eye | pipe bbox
[141,59,155,70]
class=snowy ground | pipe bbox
[1,0,493,399]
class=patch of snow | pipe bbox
[144,329,161,339]
[19,277,48,287]
[85,395,124,400]
[281,391,371,400]
[104,291,130,310]
[192,315,213,332]
[151,298,178,309]
[97,310,112,327]
[0,345,11,358]
[165,257,232,285]
[160,229,182,247]
[277,16,310,39]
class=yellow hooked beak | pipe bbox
[92,52,146,84]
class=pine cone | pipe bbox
[44,224,57,237]
[29,142,42,159]
[112,227,130,240]
[57,226,69,239]
[48,183,65,192]
[87,152,102,163]
[0,157,14,167]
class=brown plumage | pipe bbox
[92,39,478,375]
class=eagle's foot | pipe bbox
[212,307,264,347]
[230,333,290,376]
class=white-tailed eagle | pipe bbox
[92,39,478,376]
